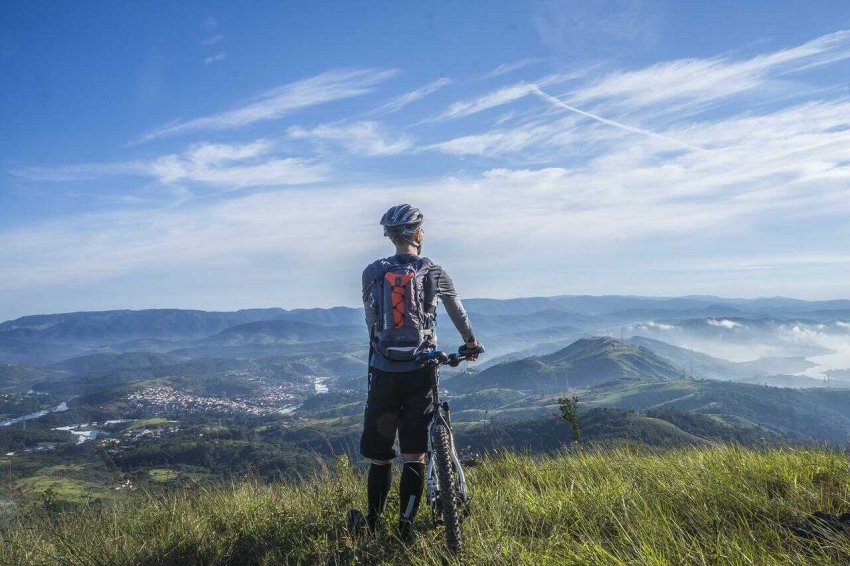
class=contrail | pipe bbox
[531,86,707,153]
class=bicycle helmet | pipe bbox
[380,204,424,252]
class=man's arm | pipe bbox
[362,265,378,339]
[433,266,477,347]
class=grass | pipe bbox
[126,417,172,431]
[1,445,849,564]
[12,476,107,505]
[148,469,179,482]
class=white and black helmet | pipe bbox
[380,204,423,238]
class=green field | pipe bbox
[2,445,849,564]
[148,468,179,482]
[126,417,172,431]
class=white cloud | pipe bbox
[204,52,227,64]
[532,86,707,152]
[134,68,399,143]
[201,34,224,46]
[478,59,541,80]
[707,319,742,329]
[369,77,452,116]
[431,72,580,122]
[15,140,328,192]
[427,125,555,157]
[570,30,850,114]
[435,83,535,121]
[640,322,676,331]
[288,121,412,156]
[149,142,326,188]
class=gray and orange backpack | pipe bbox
[368,256,436,361]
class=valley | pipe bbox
[2,294,850,512]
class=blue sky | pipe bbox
[2,1,850,320]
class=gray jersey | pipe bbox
[362,253,476,372]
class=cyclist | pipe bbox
[351,203,481,539]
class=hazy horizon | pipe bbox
[5,292,850,323]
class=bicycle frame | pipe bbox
[425,362,469,514]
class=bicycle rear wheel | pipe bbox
[433,419,462,554]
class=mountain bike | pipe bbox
[415,345,483,554]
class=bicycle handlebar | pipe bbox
[416,345,485,367]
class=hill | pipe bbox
[0,308,288,346]
[48,351,186,376]
[0,363,65,393]
[453,337,683,393]
[2,446,848,564]
[627,336,818,381]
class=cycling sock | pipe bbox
[366,462,392,530]
[398,461,425,529]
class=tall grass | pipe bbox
[2,445,849,564]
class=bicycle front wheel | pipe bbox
[433,419,462,554]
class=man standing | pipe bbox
[350,204,482,539]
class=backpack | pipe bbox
[369,257,435,361]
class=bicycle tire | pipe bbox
[433,419,462,554]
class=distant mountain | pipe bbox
[48,352,186,377]
[0,363,65,392]
[464,294,850,318]
[453,337,682,393]
[600,305,745,323]
[0,337,85,365]
[825,369,850,382]
[627,336,742,380]
[278,307,362,327]
[0,308,288,347]
[738,374,836,389]
[197,320,362,347]
[468,310,595,333]
[89,338,184,354]
[3,295,850,370]
[626,336,815,381]
[736,357,816,376]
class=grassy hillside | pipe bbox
[455,337,683,393]
[2,445,849,564]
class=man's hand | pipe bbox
[462,340,483,361]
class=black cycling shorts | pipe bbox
[360,365,435,460]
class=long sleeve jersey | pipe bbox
[362,253,476,372]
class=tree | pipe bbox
[557,396,581,443]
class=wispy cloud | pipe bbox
[435,83,535,121]
[134,68,399,143]
[531,86,707,152]
[478,58,541,80]
[431,72,579,122]
[368,77,452,116]
[201,34,224,46]
[426,124,557,157]
[288,121,413,156]
[204,52,227,64]
[571,30,850,114]
[16,140,328,192]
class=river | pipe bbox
[0,400,70,427]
